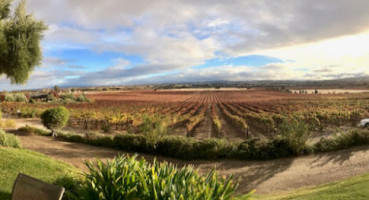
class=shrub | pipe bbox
[54,175,84,200]
[314,137,338,152]
[84,133,115,148]
[156,136,196,159]
[4,93,14,101]
[67,155,241,200]
[13,93,28,102]
[314,130,369,153]
[60,94,75,101]
[4,119,16,128]
[101,123,112,133]
[4,93,27,102]
[76,94,90,102]
[17,125,51,136]
[113,134,155,153]
[277,118,311,155]
[56,132,84,144]
[46,94,57,102]
[193,138,237,159]
[0,130,21,148]
[41,107,70,137]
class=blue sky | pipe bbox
[2,0,369,90]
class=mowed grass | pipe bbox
[0,147,80,199]
[254,173,369,200]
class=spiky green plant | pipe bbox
[69,155,242,200]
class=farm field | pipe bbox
[2,88,369,142]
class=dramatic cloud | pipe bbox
[2,0,369,90]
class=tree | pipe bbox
[0,0,46,84]
[54,85,60,93]
[41,106,69,137]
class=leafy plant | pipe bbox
[41,106,69,137]
[66,155,241,200]
[0,130,21,148]
[277,118,311,155]
[17,125,51,136]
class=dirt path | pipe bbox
[193,104,212,139]
[8,117,369,194]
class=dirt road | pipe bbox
[8,116,369,194]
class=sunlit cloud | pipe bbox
[2,0,369,90]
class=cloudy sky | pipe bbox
[3,0,369,90]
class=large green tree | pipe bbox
[0,0,46,84]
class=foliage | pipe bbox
[139,114,169,139]
[17,125,51,136]
[55,131,303,161]
[41,106,69,136]
[314,130,369,153]
[66,155,240,200]
[4,119,15,128]
[0,130,21,148]
[47,94,57,102]
[76,94,90,102]
[277,118,312,155]
[4,92,27,102]
[0,119,15,128]
[0,0,47,84]
[54,85,60,93]
[113,133,155,153]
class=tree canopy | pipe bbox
[0,0,46,84]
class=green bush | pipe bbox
[85,134,115,148]
[41,106,69,137]
[17,125,51,136]
[76,94,90,102]
[66,155,241,200]
[54,175,84,200]
[4,93,14,101]
[46,94,57,102]
[277,118,311,155]
[113,134,155,153]
[57,132,84,143]
[0,130,21,148]
[314,130,369,153]
[192,138,237,159]
[156,136,196,159]
[4,93,27,102]
[60,94,75,101]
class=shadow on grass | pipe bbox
[0,190,11,200]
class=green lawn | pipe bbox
[253,173,369,200]
[0,147,80,199]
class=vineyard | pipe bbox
[2,89,369,142]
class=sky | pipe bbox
[2,0,369,90]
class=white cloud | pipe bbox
[1,0,367,90]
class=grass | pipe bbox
[253,173,369,200]
[0,147,80,199]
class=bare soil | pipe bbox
[8,117,369,195]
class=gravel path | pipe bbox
[8,116,369,194]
